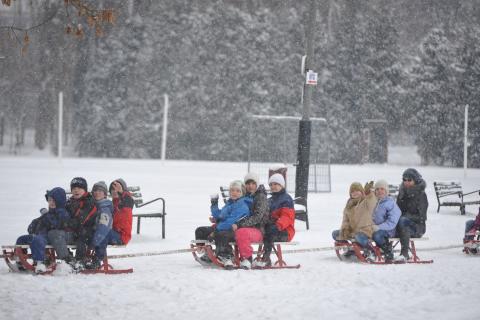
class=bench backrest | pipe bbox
[127,186,143,208]
[433,182,463,198]
[388,184,400,199]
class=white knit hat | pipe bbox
[229,180,246,196]
[374,179,389,191]
[244,172,259,184]
[268,173,285,188]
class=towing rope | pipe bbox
[106,243,465,260]
[0,244,465,260]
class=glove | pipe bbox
[39,208,48,215]
[257,184,267,195]
[364,181,374,195]
[210,194,219,206]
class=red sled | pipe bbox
[2,244,133,275]
[190,240,300,270]
[463,231,480,255]
[334,237,433,264]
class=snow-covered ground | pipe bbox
[0,157,479,320]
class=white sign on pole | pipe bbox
[306,70,318,85]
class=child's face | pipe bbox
[71,187,86,199]
[350,190,363,199]
[269,182,282,193]
[229,187,242,200]
[375,187,387,199]
[47,196,56,209]
[245,181,257,194]
[93,190,106,201]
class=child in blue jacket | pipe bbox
[195,180,250,268]
[16,187,68,273]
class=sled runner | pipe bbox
[463,231,480,255]
[190,240,300,270]
[2,244,133,275]
[334,237,433,264]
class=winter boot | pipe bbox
[239,257,253,270]
[35,261,47,274]
[381,242,394,262]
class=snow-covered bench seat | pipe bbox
[433,181,480,215]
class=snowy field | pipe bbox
[0,157,479,320]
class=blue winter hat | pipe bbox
[402,168,422,184]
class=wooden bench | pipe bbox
[220,186,309,230]
[128,186,167,239]
[2,244,133,274]
[433,182,480,215]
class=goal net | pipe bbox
[247,115,331,193]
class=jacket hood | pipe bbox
[47,187,67,208]
[109,178,128,193]
[399,179,427,199]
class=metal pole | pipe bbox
[464,104,468,178]
[247,117,252,172]
[161,94,169,162]
[295,0,316,199]
[58,91,63,160]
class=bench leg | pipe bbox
[136,217,141,234]
[162,215,165,239]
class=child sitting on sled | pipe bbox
[253,173,295,268]
[195,180,250,268]
[16,187,69,273]
[332,181,377,259]
[464,208,480,243]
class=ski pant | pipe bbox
[465,220,476,241]
[396,216,425,256]
[332,230,371,248]
[92,224,114,260]
[263,223,288,259]
[47,230,75,260]
[16,234,48,262]
[235,227,263,259]
[195,226,234,258]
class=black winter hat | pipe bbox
[70,177,88,192]
[402,168,422,184]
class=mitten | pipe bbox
[257,184,267,195]
[364,181,374,195]
[210,194,219,206]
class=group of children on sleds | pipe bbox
[192,166,480,268]
[194,172,295,269]
[14,177,133,273]
[332,168,428,263]
[333,167,480,262]
[11,167,480,273]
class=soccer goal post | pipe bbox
[247,114,331,193]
